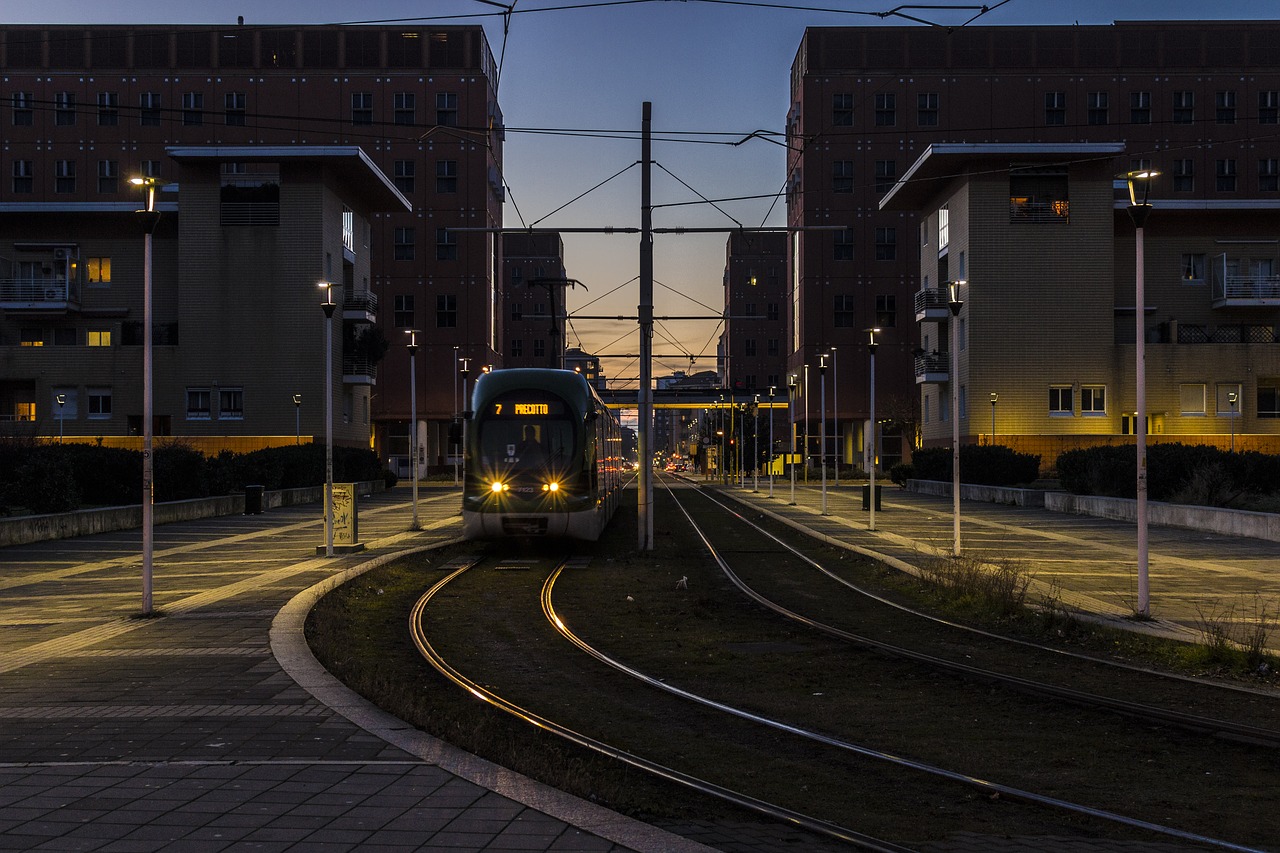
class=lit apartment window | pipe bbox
[1010,170,1069,222]
[832,160,853,193]
[87,388,112,419]
[186,389,212,420]
[1048,385,1073,415]
[875,294,896,328]
[351,92,373,126]
[87,330,112,347]
[1172,159,1194,192]
[1181,253,1206,283]
[1180,383,1206,415]
[1130,91,1151,124]
[11,91,33,126]
[1173,91,1194,124]
[393,294,414,327]
[12,160,33,193]
[394,92,415,125]
[833,294,855,327]
[55,92,76,126]
[393,160,414,193]
[436,294,457,328]
[225,92,246,126]
[1044,91,1066,125]
[436,228,457,261]
[1259,91,1279,125]
[97,160,118,194]
[1216,159,1237,192]
[1216,91,1237,124]
[98,92,119,126]
[875,227,896,260]
[20,328,43,347]
[182,92,203,126]
[832,93,853,126]
[1261,159,1280,192]
[874,159,896,194]
[87,257,111,286]
[833,229,853,261]
[436,160,457,193]
[938,205,950,248]
[917,92,938,127]
[1258,382,1280,418]
[139,92,161,127]
[1087,91,1108,125]
[1080,386,1106,414]
[219,388,244,420]
[393,227,415,261]
[874,93,895,127]
[436,92,457,127]
[55,160,76,194]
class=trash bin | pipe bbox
[861,483,882,511]
[244,484,265,515]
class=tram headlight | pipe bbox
[542,481,560,493]
[490,481,508,493]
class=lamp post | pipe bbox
[866,328,880,531]
[452,345,460,486]
[818,353,829,515]
[752,394,760,493]
[56,394,65,442]
[832,346,839,488]
[989,392,998,446]
[293,394,301,445]
[803,363,810,483]
[459,357,471,483]
[1229,391,1238,452]
[767,385,776,499]
[319,281,336,558]
[406,329,420,531]
[787,374,798,505]
[130,175,162,615]
[949,280,965,557]
[1126,168,1159,617]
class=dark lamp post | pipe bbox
[866,327,880,531]
[406,329,420,531]
[949,280,965,557]
[319,281,337,558]
[293,394,301,444]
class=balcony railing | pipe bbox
[914,287,952,320]
[342,355,377,385]
[1209,253,1280,307]
[1009,198,1070,223]
[0,278,80,309]
[343,289,378,321]
[914,352,950,383]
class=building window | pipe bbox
[87,257,112,286]
[393,227,415,261]
[436,160,457,193]
[225,91,246,125]
[436,92,458,126]
[874,93,896,126]
[1048,385,1073,415]
[1080,386,1106,414]
[182,92,203,125]
[186,389,211,420]
[436,294,457,328]
[1216,159,1237,192]
[219,388,244,420]
[393,294,414,327]
[1172,159,1194,192]
[1173,91,1194,124]
[874,159,896,194]
[767,338,779,357]
[833,229,853,261]
[1010,170,1069,222]
[87,388,112,419]
[1217,383,1243,416]
[436,228,457,261]
[511,339,523,357]
[12,159,33,194]
[1216,90,1237,124]
[833,294,855,327]
[1259,91,1279,125]
[923,395,930,424]
[744,339,757,357]
[1181,253,1206,283]
[1180,383,1206,415]
[87,330,112,347]
[938,205,950,249]
[1130,91,1151,124]
[1258,381,1280,418]
[1086,91,1108,125]
[1044,91,1066,125]
[832,93,853,126]
[876,294,896,328]
[351,92,373,125]
[393,92,415,125]
[55,160,76,194]
[393,160,415,193]
[511,302,523,320]
[142,160,162,179]
[53,328,76,346]
[533,339,546,358]
[958,317,966,351]
[832,160,853,193]
[11,91,33,125]
[20,328,44,347]
[55,92,76,126]
[98,91,120,126]
[917,92,938,126]
[97,160,118,194]
[139,92,161,126]
[1262,159,1279,193]
[767,302,779,321]
[874,227,896,260]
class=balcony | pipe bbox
[343,355,377,386]
[914,351,950,384]
[914,287,952,322]
[0,278,80,312]
[1210,254,1280,308]
[343,289,378,322]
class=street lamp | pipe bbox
[459,357,471,483]
[1125,168,1159,617]
[752,394,760,493]
[56,394,66,442]
[819,353,829,515]
[452,344,460,486]
[1229,390,1238,452]
[293,394,301,445]
[767,385,776,499]
[319,280,337,558]
[949,280,965,557]
[803,363,810,483]
[832,346,839,488]
[866,328,880,531]
[787,374,798,505]
[406,329,420,531]
[130,175,163,615]
[989,392,998,445]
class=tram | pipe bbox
[461,368,624,540]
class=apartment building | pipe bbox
[787,20,1280,465]
[0,24,502,464]
[502,231,569,370]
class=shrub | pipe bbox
[12,451,82,514]
[906,444,1040,486]
[888,462,914,486]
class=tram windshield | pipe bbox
[477,395,574,470]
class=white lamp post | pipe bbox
[459,357,471,481]
[818,353,829,515]
[452,344,460,486]
[293,394,301,445]
[866,328,880,531]
[752,394,760,493]
[768,385,776,498]
[406,329,420,530]
[832,346,839,488]
[990,392,998,445]
[949,280,965,558]
[787,374,798,505]
[319,281,336,558]
[56,394,65,442]
[803,363,810,484]
[1125,169,1159,617]
[130,175,162,615]
[1229,390,1238,453]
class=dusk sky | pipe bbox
[14,1,1280,383]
